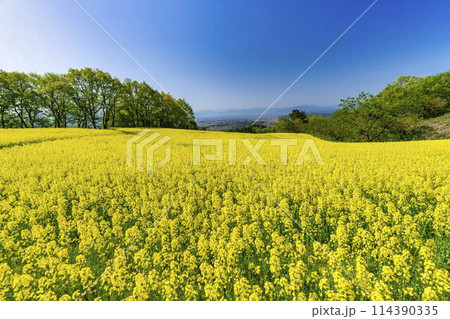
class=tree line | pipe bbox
[0,68,197,129]
[238,71,450,141]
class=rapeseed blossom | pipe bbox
[0,128,448,300]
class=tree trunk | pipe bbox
[27,109,35,128]
[112,107,116,128]
[18,112,27,128]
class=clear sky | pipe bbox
[0,0,449,112]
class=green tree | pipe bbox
[0,71,12,128]
[6,72,41,128]
[0,68,199,130]
[160,93,197,129]
[273,116,305,133]
[68,68,101,128]
[37,73,73,127]
[289,109,308,123]
[117,79,140,127]
[96,70,121,129]
[135,82,162,127]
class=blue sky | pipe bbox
[0,0,449,112]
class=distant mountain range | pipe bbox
[195,105,339,130]
[195,105,338,123]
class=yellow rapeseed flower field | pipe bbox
[0,128,448,301]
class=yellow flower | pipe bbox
[0,128,448,300]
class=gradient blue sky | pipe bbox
[0,0,449,112]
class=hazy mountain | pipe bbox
[194,105,339,130]
[195,105,338,123]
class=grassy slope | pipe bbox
[420,113,450,139]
